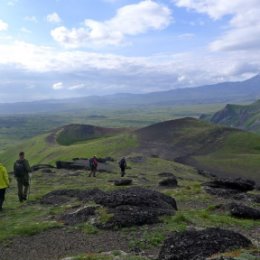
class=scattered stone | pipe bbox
[59,206,97,225]
[203,178,255,192]
[114,179,133,186]
[158,228,252,260]
[229,203,260,219]
[158,172,175,178]
[159,177,178,188]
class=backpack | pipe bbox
[14,161,25,178]
[89,158,97,169]
[119,159,126,168]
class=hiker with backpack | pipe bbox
[119,157,127,177]
[0,162,9,211]
[89,156,98,177]
[13,152,31,202]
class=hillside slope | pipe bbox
[201,100,260,133]
[50,124,127,146]
[2,118,260,183]
[136,118,260,182]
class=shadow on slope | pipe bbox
[135,117,260,183]
[48,124,127,146]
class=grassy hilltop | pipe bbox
[2,118,260,183]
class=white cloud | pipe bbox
[68,83,85,90]
[7,0,18,6]
[24,16,38,23]
[0,40,259,99]
[47,12,62,24]
[51,0,172,48]
[0,20,8,31]
[52,82,64,90]
[20,27,31,34]
[173,0,260,52]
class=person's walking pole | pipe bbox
[28,173,32,200]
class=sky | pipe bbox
[0,0,260,102]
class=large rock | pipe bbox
[203,178,255,192]
[41,188,105,205]
[158,228,252,260]
[56,159,113,173]
[56,161,86,170]
[94,187,177,210]
[31,164,56,172]
[59,206,97,225]
[159,177,178,188]
[114,179,133,186]
[95,187,177,229]
[229,203,260,219]
[204,187,241,198]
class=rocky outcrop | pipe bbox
[158,228,252,260]
[204,178,255,192]
[204,187,241,198]
[31,164,56,172]
[114,179,133,186]
[41,187,177,229]
[56,159,113,173]
[95,187,177,229]
[203,178,256,200]
[56,161,86,170]
[41,188,105,205]
[229,203,260,219]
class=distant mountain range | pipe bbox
[1,74,260,114]
[202,100,260,133]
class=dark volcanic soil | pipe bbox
[0,228,158,260]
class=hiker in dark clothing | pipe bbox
[119,157,127,177]
[89,156,98,177]
[0,162,9,211]
[13,152,31,202]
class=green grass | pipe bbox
[0,103,225,153]
[1,133,138,171]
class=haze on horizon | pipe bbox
[0,0,260,102]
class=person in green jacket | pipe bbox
[0,163,9,211]
[13,152,31,202]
